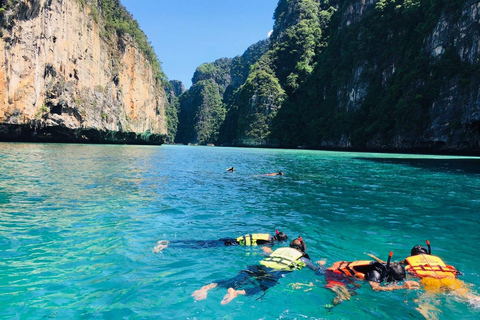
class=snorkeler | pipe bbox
[226,167,234,172]
[402,240,480,318]
[264,171,284,176]
[191,237,324,305]
[325,251,420,305]
[153,230,288,253]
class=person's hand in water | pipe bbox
[153,240,169,253]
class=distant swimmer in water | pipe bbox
[324,251,419,306]
[264,171,284,176]
[153,230,288,253]
[400,241,480,319]
[226,167,235,172]
[191,237,325,305]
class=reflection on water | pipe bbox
[356,157,480,175]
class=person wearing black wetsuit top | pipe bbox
[153,231,288,253]
[192,237,325,304]
[325,259,419,305]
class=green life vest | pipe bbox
[236,233,272,246]
[260,247,306,271]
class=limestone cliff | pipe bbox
[0,0,167,144]
[325,0,480,153]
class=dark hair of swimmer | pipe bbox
[386,263,406,282]
[411,245,428,256]
[278,171,284,175]
[289,237,306,253]
[273,230,288,242]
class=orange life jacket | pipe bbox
[327,260,375,280]
[405,254,458,279]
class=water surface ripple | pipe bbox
[1,143,479,319]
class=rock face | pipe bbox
[324,0,480,154]
[0,0,167,144]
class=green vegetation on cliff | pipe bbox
[274,0,472,149]
[229,54,286,145]
[174,0,479,152]
[176,78,226,145]
[94,0,166,83]
[271,0,332,93]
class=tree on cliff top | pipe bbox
[94,0,166,83]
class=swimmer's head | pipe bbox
[386,263,406,282]
[278,171,284,175]
[411,245,428,256]
[290,237,306,253]
[273,230,288,242]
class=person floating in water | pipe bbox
[153,230,288,253]
[401,241,480,319]
[192,237,324,305]
[226,167,234,172]
[264,171,284,176]
[325,251,420,305]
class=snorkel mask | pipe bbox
[290,236,306,252]
[381,251,393,282]
[380,251,406,283]
[274,230,288,242]
[411,240,431,256]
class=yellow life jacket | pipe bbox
[236,233,272,246]
[405,254,457,279]
[260,247,306,271]
[326,260,374,280]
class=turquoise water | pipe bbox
[1,143,480,320]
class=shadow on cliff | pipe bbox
[356,157,480,175]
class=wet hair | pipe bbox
[278,171,284,175]
[386,263,406,282]
[411,245,428,256]
[273,231,288,242]
[289,238,306,253]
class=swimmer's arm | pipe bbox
[262,246,273,255]
[369,280,420,292]
[317,260,326,266]
[302,258,326,273]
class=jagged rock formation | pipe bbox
[168,80,185,99]
[0,0,167,144]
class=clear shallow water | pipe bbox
[1,143,480,320]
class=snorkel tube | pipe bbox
[426,240,431,254]
[386,251,393,269]
[298,236,306,252]
[274,230,279,241]
[382,251,393,282]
